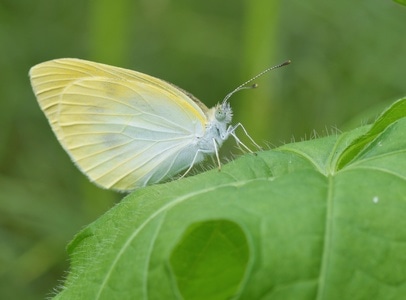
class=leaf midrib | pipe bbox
[316,175,335,300]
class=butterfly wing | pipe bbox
[30,58,208,191]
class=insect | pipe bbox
[29,58,290,192]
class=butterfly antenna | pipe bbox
[222,60,291,104]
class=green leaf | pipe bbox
[337,98,406,170]
[54,98,406,300]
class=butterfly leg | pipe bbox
[230,132,253,153]
[178,149,204,179]
[212,137,221,171]
[229,123,262,151]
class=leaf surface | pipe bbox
[55,98,406,300]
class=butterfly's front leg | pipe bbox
[227,123,262,152]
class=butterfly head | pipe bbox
[215,102,233,124]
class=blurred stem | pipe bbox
[85,0,133,203]
[239,0,280,142]
[88,0,133,65]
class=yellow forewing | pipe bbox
[29,58,209,191]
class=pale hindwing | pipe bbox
[30,59,208,191]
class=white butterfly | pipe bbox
[29,58,289,192]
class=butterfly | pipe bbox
[29,58,290,192]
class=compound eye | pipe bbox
[215,109,226,121]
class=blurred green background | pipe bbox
[0,0,405,299]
